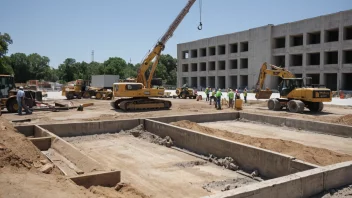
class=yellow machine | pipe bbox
[62,79,112,100]
[175,84,198,99]
[0,75,42,113]
[111,0,198,111]
[255,62,332,113]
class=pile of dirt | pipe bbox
[0,117,101,197]
[311,184,352,198]
[0,117,56,171]
[120,124,174,147]
[171,120,352,166]
[335,114,352,126]
[90,183,150,198]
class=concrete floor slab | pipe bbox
[64,134,258,198]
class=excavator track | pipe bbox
[112,98,171,111]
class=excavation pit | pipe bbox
[13,112,352,198]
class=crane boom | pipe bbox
[136,0,197,88]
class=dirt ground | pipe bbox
[171,120,352,166]
[2,98,352,126]
[64,131,258,198]
[200,120,352,155]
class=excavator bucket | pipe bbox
[255,90,273,99]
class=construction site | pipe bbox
[1,1,352,198]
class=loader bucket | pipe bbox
[255,90,273,99]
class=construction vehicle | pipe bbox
[175,84,198,99]
[62,79,113,100]
[255,62,332,113]
[0,75,42,113]
[111,0,198,111]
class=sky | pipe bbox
[1,0,351,68]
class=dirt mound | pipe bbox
[89,183,150,198]
[0,117,100,197]
[335,114,352,125]
[0,117,48,170]
[171,120,352,166]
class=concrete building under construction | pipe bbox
[177,9,352,91]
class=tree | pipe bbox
[103,57,127,77]
[0,33,14,74]
[9,53,30,82]
[27,53,51,80]
[58,58,76,82]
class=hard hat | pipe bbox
[218,88,221,90]
[230,89,233,91]
[19,86,23,90]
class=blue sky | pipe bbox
[1,0,350,68]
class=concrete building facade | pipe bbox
[177,9,352,91]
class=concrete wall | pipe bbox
[144,119,316,179]
[149,112,239,123]
[28,137,51,151]
[39,119,140,137]
[177,9,352,90]
[240,112,352,137]
[70,171,121,188]
[204,161,352,198]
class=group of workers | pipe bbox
[204,87,247,110]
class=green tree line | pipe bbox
[0,32,178,85]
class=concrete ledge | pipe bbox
[285,118,352,138]
[203,161,352,198]
[70,171,121,188]
[239,112,352,138]
[149,112,239,124]
[34,125,53,137]
[144,119,313,179]
[39,119,140,137]
[290,159,319,173]
[239,112,286,126]
[28,137,52,151]
[51,135,104,173]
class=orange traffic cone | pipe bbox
[340,91,345,99]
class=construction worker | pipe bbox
[228,89,234,108]
[216,88,222,110]
[243,88,248,103]
[205,87,210,101]
[16,86,32,115]
[210,88,216,105]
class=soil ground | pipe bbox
[1,98,352,126]
[199,120,352,155]
[63,132,258,198]
[171,120,352,166]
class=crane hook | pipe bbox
[198,22,203,30]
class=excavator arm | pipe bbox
[255,62,295,99]
[136,0,197,88]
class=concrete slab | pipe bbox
[145,119,305,178]
[65,134,258,198]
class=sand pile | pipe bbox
[171,120,352,166]
[335,114,352,126]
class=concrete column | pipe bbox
[320,73,325,85]
[285,54,290,69]
[197,76,200,90]
[215,76,219,89]
[337,71,342,90]
[302,53,307,72]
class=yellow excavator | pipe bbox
[255,62,332,113]
[111,0,198,111]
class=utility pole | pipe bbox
[91,50,94,62]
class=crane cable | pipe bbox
[198,0,203,30]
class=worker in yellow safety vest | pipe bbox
[215,88,222,110]
[205,87,210,101]
[228,89,234,108]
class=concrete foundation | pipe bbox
[13,112,352,197]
